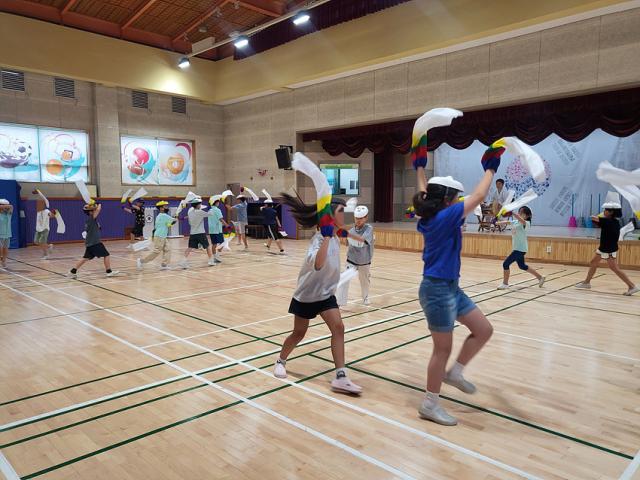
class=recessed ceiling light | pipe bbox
[233,36,249,49]
[293,11,310,25]
[178,57,191,69]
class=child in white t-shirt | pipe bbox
[34,200,56,259]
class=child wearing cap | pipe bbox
[0,199,13,268]
[34,200,56,260]
[336,205,375,306]
[576,193,638,296]
[179,197,216,269]
[411,140,500,426]
[69,203,119,278]
[137,201,176,270]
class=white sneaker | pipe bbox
[160,264,170,271]
[624,286,639,296]
[575,282,591,290]
[538,276,546,288]
[214,255,222,264]
[180,260,189,269]
[418,404,457,426]
[126,244,133,250]
[273,361,287,379]
[279,250,286,255]
[207,259,216,266]
[106,270,120,277]
[68,270,77,279]
[42,255,49,260]
[136,258,143,270]
[497,283,509,290]
[362,297,370,306]
[330,376,363,395]
[444,373,477,394]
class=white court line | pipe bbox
[142,284,419,349]
[2,271,541,479]
[0,280,413,479]
[0,451,19,480]
[619,450,640,480]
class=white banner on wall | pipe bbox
[434,129,640,226]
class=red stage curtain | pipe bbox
[303,87,640,157]
[234,0,411,60]
[373,148,394,222]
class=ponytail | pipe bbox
[413,183,459,221]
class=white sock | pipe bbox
[336,367,347,378]
[423,391,439,409]
[276,357,286,365]
[448,361,465,379]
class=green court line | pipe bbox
[19,367,336,480]
[8,258,281,346]
[0,302,145,327]
[0,269,567,409]
[11,271,597,476]
[340,364,634,461]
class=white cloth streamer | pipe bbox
[502,137,546,183]
[499,188,538,216]
[596,161,640,186]
[55,211,66,235]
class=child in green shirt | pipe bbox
[0,199,13,268]
[498,206,544,289]
[137,201,176,270]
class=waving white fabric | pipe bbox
[130,187,147,202]
[498,188,538,217]
[131,240,150,252]
[262,189,273,203]
[244,187,259,201]
[612,183,640,218]
[345,197,358,213]
[55,210,66,234]
[120,189,133,204]
[413,108,463,139]
[619,222,634,241]
[597,161,640,186]
[75,180,92,204]
[502,138,546,183]
[35,189,49,208]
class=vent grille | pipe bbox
[54,77,75,98]
[1,70,25,91]
[171,96,187,114]
[131,90,149,109]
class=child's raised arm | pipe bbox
[463,141,503,217]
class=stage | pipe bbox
[372,222,640,269]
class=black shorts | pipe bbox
[132,224,144,237]
[83,243,110,259]
[288,295,339,320]
[209,233,224,245]
[266,225,282,240]
[188,233,209,249]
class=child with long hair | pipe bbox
[576,196,638,296]
[272,152,365,393]
[413,141,502,426]
[497,206,545,289]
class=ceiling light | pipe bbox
[178,57,191,69]
[233,36,249,49]
[292,11,310,25]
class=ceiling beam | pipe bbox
[238,0,283,17]
[61,0,79,15]
[121,0,157,29]
[171,0,231,42]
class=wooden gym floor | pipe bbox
[0,237,638,480]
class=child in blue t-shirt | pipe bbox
[497,206,544,289]
[413,142,501,427]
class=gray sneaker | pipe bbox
[444,373,477,394]
[418,404,457,426]
[575,282,591,290]
[624,286,639,296]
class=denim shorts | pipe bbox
[419,276,477,333]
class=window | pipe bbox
[320,164,360,195]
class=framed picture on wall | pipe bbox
[0,122,89,183]
[120,135,195,186]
